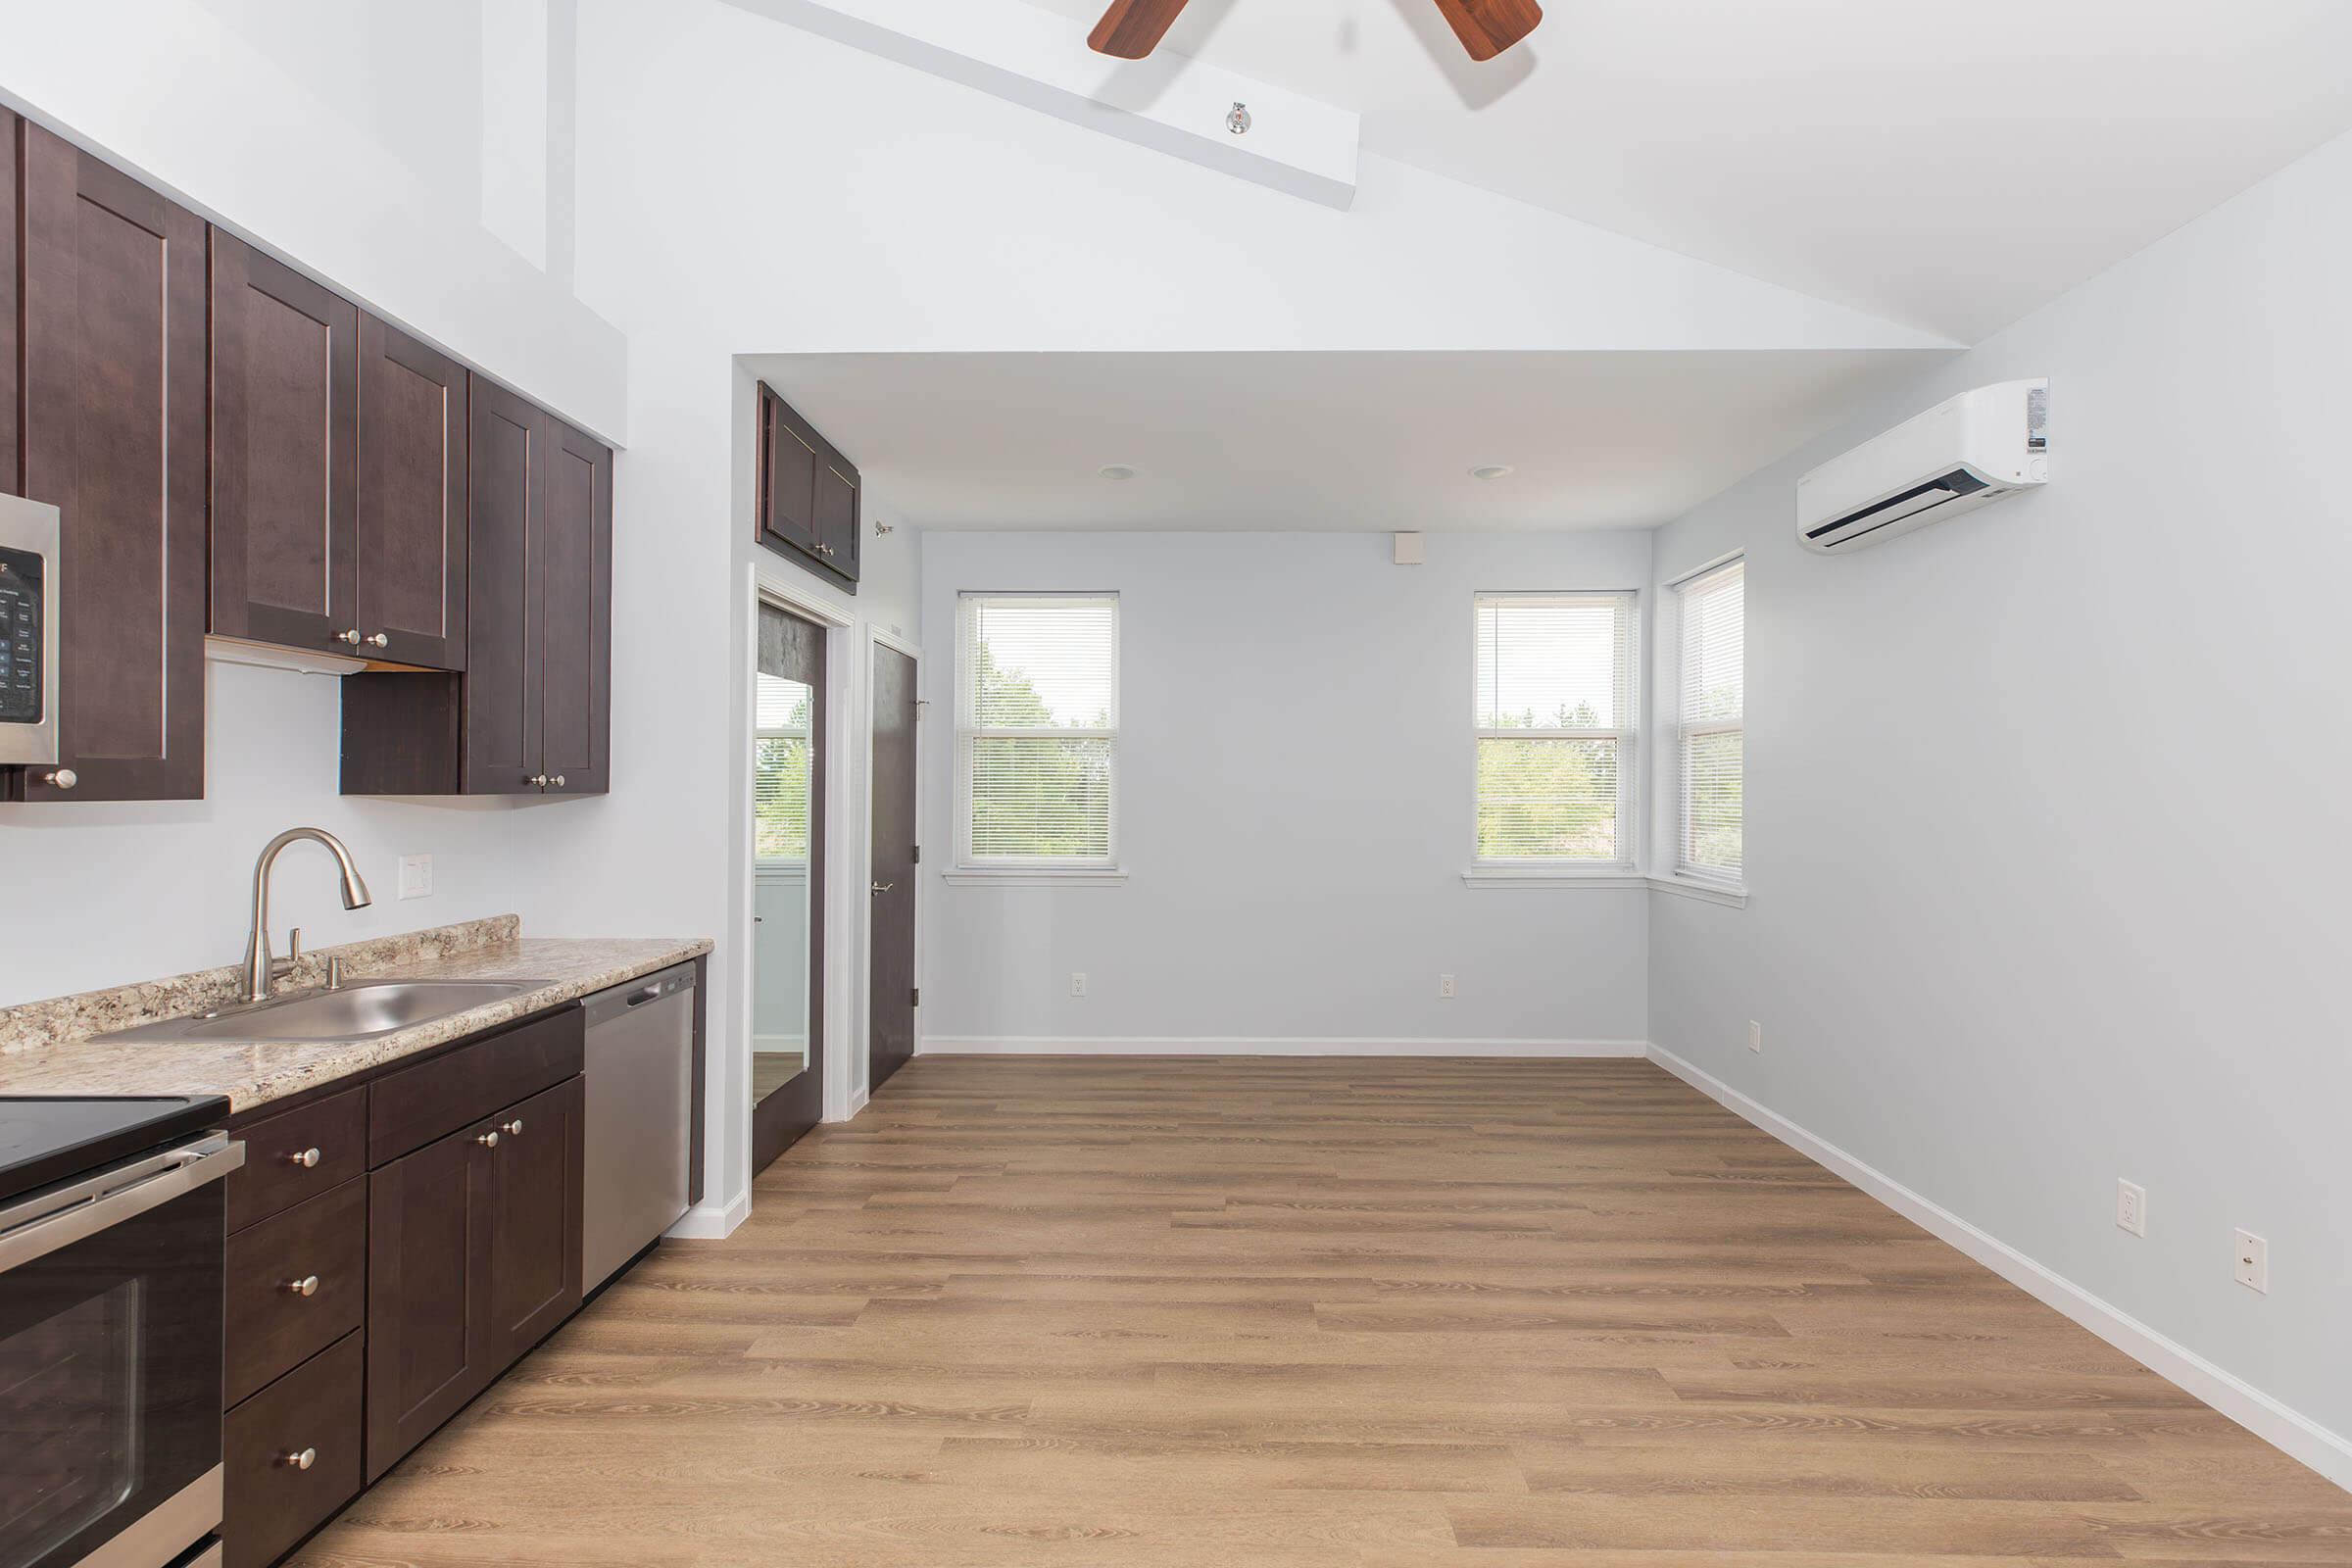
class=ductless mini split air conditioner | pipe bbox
[1797,379,2050,553]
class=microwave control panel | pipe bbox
[0,545,42,725]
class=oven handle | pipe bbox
[0,1133,245,1276]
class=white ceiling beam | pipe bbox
[738,0,1360,209]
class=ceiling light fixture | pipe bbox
[1471,465,1515,481]
[1099,465,1138,481]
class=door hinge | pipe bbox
[911,987,921,1007]
[911,844,921,864]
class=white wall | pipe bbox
[1645,125,2352,1467]
[919,530,1652,1050]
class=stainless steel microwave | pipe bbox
[0,493,61,767]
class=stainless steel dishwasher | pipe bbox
[580,961,697,1293]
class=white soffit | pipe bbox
[747,349,1950,532]
[740,0,1360,208]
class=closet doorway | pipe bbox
[751,599,826,1172]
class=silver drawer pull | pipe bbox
[279,1447,318,1471]
[476,1130,501,1149]
[281,1274,319,1298]
[286,1147,322,1169]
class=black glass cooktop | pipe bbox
[0,1096,229,1207]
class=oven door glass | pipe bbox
[0,1177,223,1568]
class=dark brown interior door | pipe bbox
[537,421,611,796]
[15,124,208,802]
[209,229,358,654]
[463,377,544,794]
[359,314,468,669]
[753,603,826,1174]
[366,1122,494,1480]
[484,1077,583,1361]
[868,646,919,1094]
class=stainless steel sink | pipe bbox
[97,979,545,1045]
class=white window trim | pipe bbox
[1670,555,1746,896]
[954,592,1125,879]
[1469,590,1641,874]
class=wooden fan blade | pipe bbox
[1089,0,1193,58]
[1431,0,1544,62]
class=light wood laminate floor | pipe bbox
[296,1056,2352,1566]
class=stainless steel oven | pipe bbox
[0,1101,241,1568]
[0,492,63,768]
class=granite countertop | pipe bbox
[0,917,711,1113]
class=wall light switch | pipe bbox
[2234,1229,2269,1293]
[397,855,433,901]
[2116,1179,2147,1238]
[1747,1020,1763,1053]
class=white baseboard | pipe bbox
[918,1036,1649,1058]
[665,1188,751,1242]
[1645,1043,2352,1494]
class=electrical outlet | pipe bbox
[2234,1229,2269,1293]
[1747,1020,1763,1054]
[397,855,433,900]
[1439,974,1456,1000]
[2116,1179,2147,1238]
[1070,972,1088,998]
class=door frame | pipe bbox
[859,626,923,1106]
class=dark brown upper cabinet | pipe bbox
[210,230,360,656]
[2,112,20,500]
[7,123,208,803]
[358,315,469,670]
[341,379,610,797]
[756,381,860,591]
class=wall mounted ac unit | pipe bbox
[1797,379,2049,553]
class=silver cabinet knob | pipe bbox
[279,1447,318,1471]
[551,775,565,788]
[282,1275,319,1298]
[815,542,836,557]
[366,632,389,649]
[286,1147,322,1169]
[527,774,549,787]
[335,628,363,646]
[476,1130,501,1149]
[502,1118,524,1137]
[40,768,76,790]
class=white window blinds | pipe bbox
[1676,560,1744,881]
[753,672,813,864]
[1473,593,1636,863]
[957,594,1119,864]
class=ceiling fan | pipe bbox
[1089,0,1544,64]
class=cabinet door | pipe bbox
[15,124,208,802]
[812,439,861,583]
[359,315,468,670]
[537,419,611,796]
[1,112,18,499]
[483,1076,584,1363]
[365,1121,494,1480]
[757,382,820,559]
[209,230,359,654]
[462,377,544,794]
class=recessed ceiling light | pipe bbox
[1099,465,1138,481]
[1470,465,1515,482]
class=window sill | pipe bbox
[1461,868,1645,890]
[942,866,1130,887]
[1648,875,1747,908]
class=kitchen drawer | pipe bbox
[227,1086,368,1232]
[368,1005,583,1166]
[225,1177,367,1406]
[224,1330,364,1568]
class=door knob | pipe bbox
[281,1275,319,1298]
[871,882,896,895]
[40,769,76,791]
[279,1447,318,1471]
[285,1147,322,1169]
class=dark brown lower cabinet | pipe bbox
[223,1332,365,1568]
[367,1074,584,1480]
